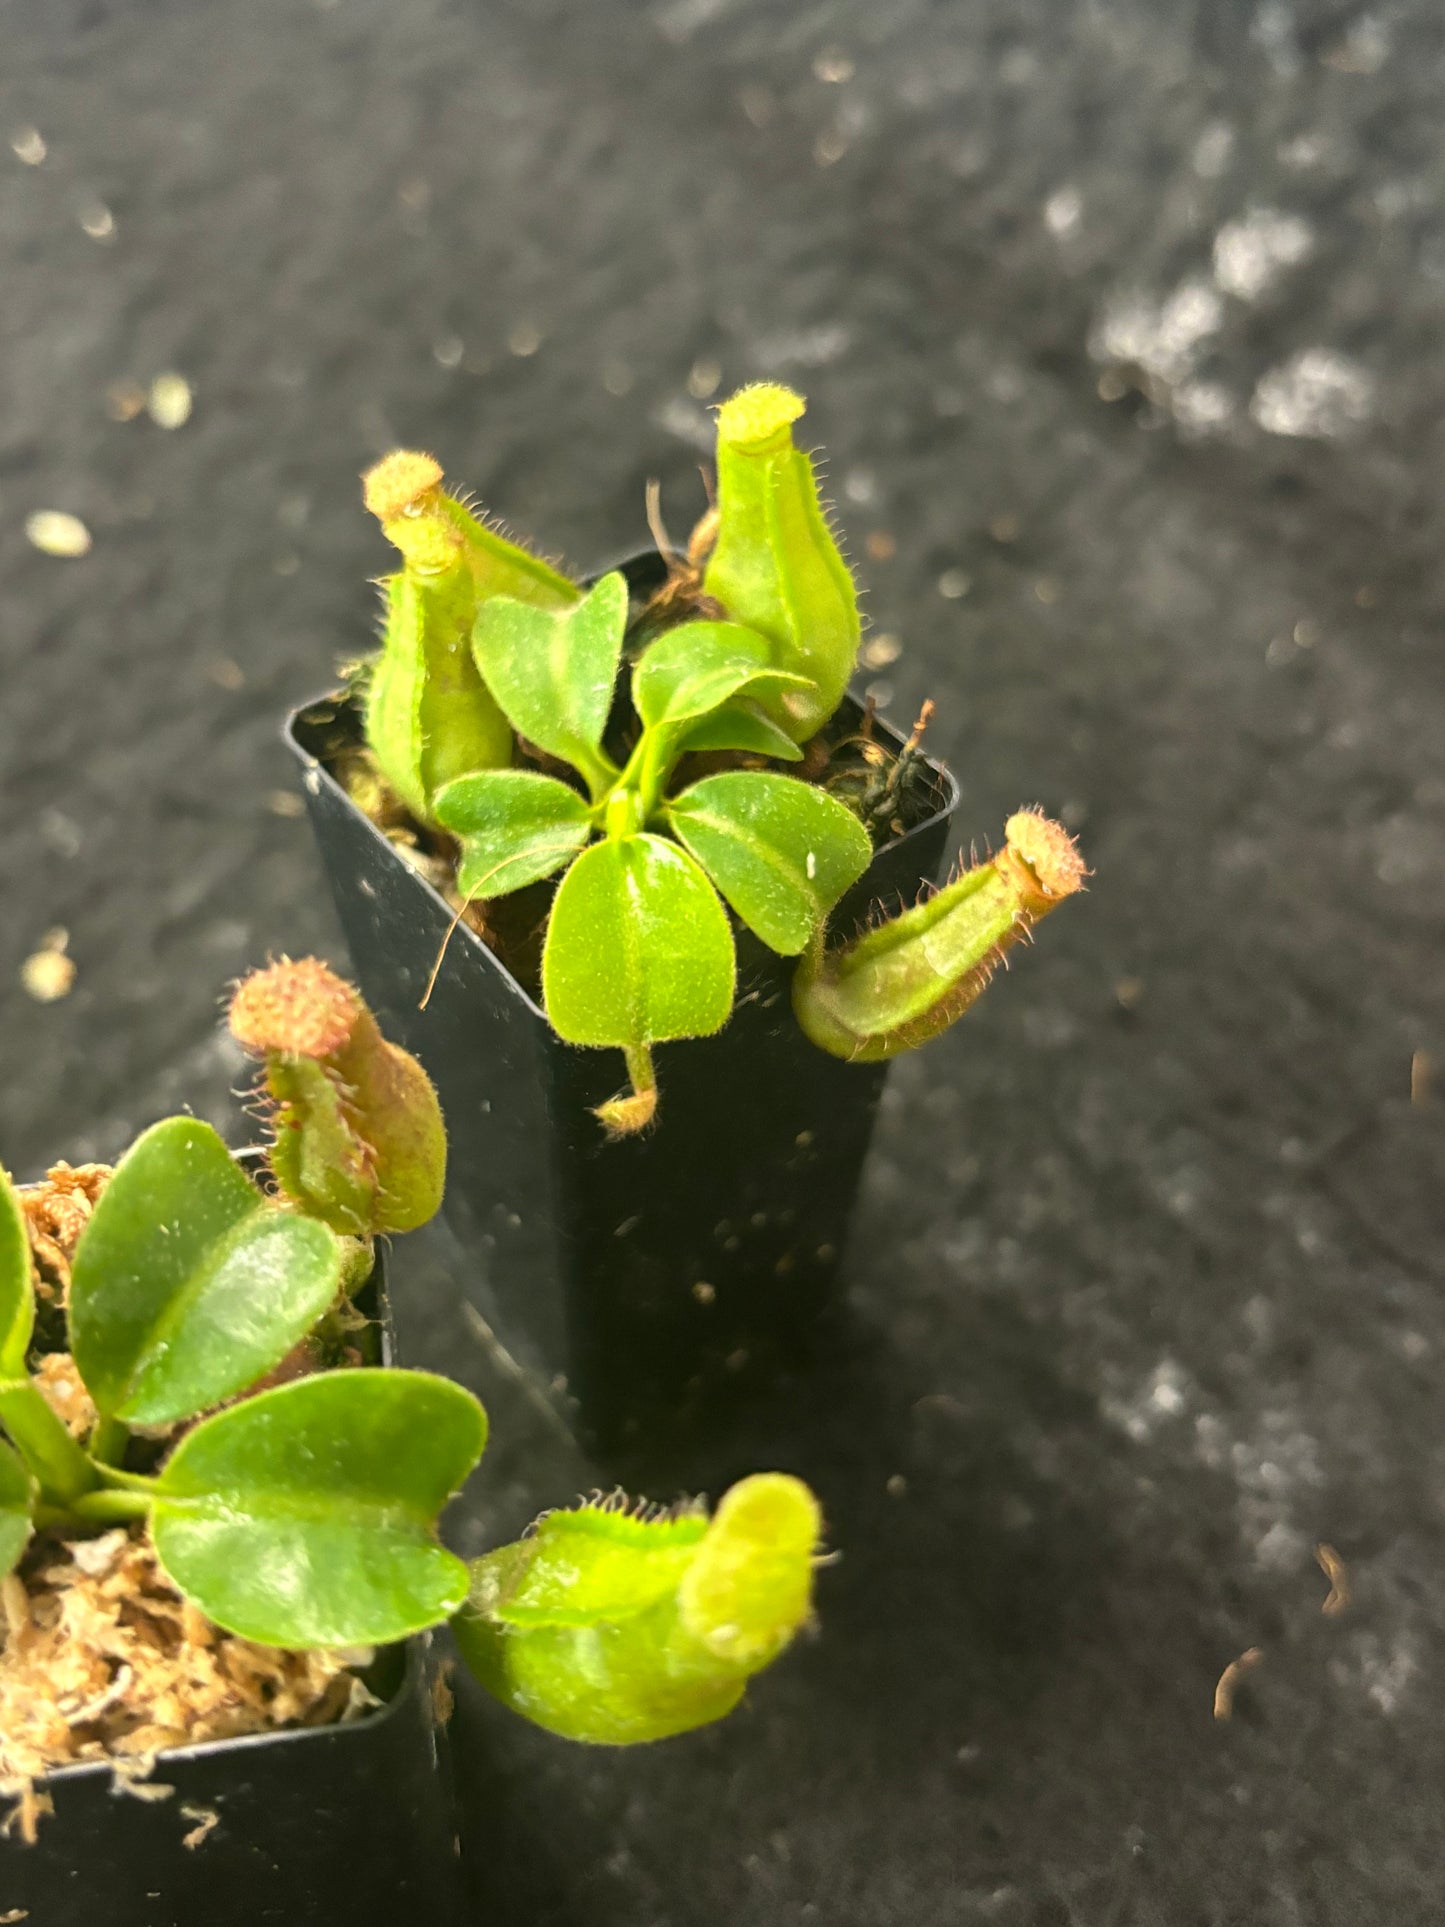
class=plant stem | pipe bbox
[88,1414,130,1468]
[66,1486,151,1526]
[0,1377,100,1504]
[636,724,684,824]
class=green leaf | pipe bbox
[666,772,873,955]
[70,1118,343,1428]
[490,1505,708,1627]
[0,1438,35,1578]
[472,571,627,790]
[434,768,593,899]
[676,700,805,763]
[633,621,811,731]
[151,1370,486,1648]
[0,1164,34,1379]
[542,834,735,1047]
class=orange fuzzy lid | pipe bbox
[1003,810,1087,900]
[229,958,361,1058]
[362,450,444,522]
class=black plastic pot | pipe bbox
[1,1193,464,1927]
[286,552,960,1470]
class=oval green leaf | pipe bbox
[471,571,627,789]
[677,699,805,763]
[0,1165,35,1379]
[0,1438,35,1579]
[70,1118,343,1427]
[435,768,593,898]
[666,771,873,954]
[152,1369,487,1648]
[542,834,735,1047]
[633,620,811,731]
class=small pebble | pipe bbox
[738,85,776,129]
[860,633,902,668]
[1115,977,1145,1011]
[25,511,91,558]
[687,357,722,400]
[886,1474,908,1498]
[988,512,1022,543]
[105,379,147,422]
[507,321,541,358]
[864,529,897,561]
[936,568,971,600]
[814,129,848,167]
[1033,578,1060,604]
[601,360,634,396]
[208,656,245,690]
[22,931,75,1003]
[266,789,306,819]
[431,336,464,369]
[147,372,193,429]
[813,47,855,83]
[691,1281,716,1305]
[1411,1049,1433,1106]
[78,201,116,242]
[11,126,46,165]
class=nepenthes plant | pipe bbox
[357,382,1085,1131]
[0,960,821,1774]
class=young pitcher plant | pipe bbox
[0,961,820,1749]
[359,384,1085,1130]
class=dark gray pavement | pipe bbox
[2,3,1444,1921]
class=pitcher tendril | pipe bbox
[702,382,860,744]
[362,450,577,827]
[229,957,446,1237]
[793,811,1087,1061]
[452,1473,821,1743]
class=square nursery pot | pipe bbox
[287,551,960,1472]
[0,1196,465,1927]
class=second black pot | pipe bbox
[0,1210,464,1927]
[288,553,959,1474]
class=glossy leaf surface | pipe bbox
[541,835,735,1047]
[0,1164,34,1378]
[472,572,627,789]
[0,1438,35,1578]
[667,771,872,954]
[676,700,804,764]
[633,621,809,731]
[152,1369,486,1647]
[70,1118,342,1426]
[435,768,593,899]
